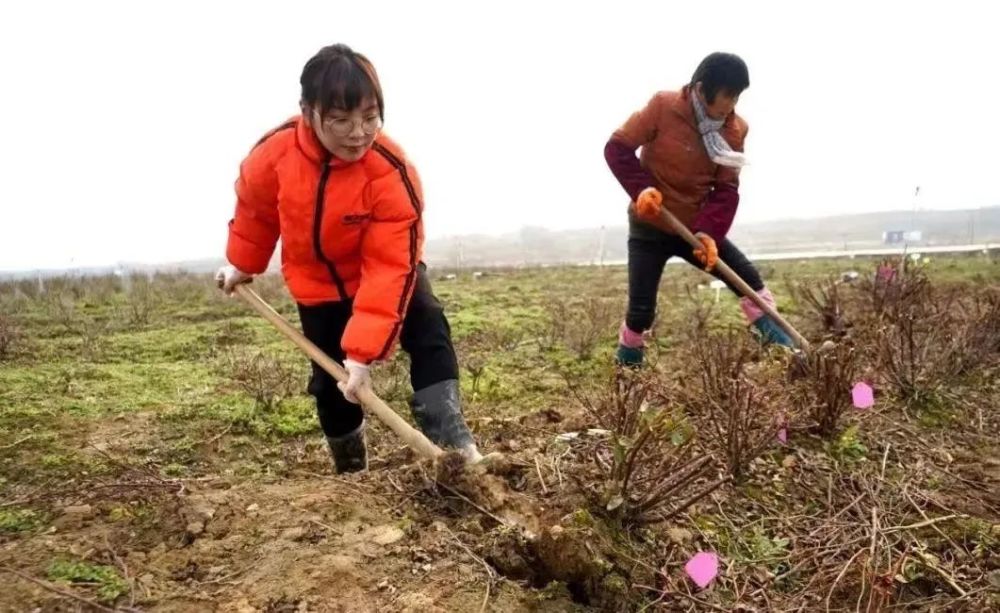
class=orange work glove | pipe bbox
[635,187,663,222]
[692,232,719,271]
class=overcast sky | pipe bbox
[2,0,997,271]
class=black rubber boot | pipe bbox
[410,379,482,462]
[325,422,368,474]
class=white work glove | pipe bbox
[338,359,371,404]
[215,265,253,295]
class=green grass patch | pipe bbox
[47,559,128,603]
[0,508,42,534]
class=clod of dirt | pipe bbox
[205,505,235,538]
[667,527,694,545]
[178,498,222,542]
[324,555,357,575]
[988,570,1000,589]
[190,503,217,521]
[432,450,468,485]
[818,340,837,353]
[396,592,447,613]
[536,525,601,584]
[434,451,517,508]
[53,504,95,530]
[503,439,522,452]
[441,460,543,536]
[229,599,257,613]
[369,525,405,546]
[482,453,522,477]
[279,526,307,541]
[519,407,564,428]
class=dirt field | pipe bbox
[1,254,998,611]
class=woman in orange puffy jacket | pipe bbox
[216,44,484,473]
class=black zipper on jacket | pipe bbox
[312,159,348,300]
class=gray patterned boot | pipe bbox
[325,422,368,474]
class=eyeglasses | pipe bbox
[319,113,383,137]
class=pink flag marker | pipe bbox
[852,382,874,409]
[777,427,788,444]
[685,552,719,589]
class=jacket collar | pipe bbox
[674,85,739,131]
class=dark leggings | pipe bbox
[297,264,459,437]
[626,233,764,332]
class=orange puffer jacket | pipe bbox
[225,117,423,365]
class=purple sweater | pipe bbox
[603,138,740,241]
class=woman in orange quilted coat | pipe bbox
[216,44,483,472]
[604,52,794,366]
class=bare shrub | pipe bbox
[123,277,158,328]
[3,278,43,301]
[570,369,726,527]
[857,261,999,405]
[151,270,234,308]
[455,330,492,396]
[464,354,488,396]
[371,353,410,403]
[952,289,1000,373]
[214,320,253,349]
[50,293,111,359]
[45,275,87,300]
[0,287,31,315]
[683,330,782,482]
[82,274,120,304]
[861,258,932,324]
[674,285,724,339]
[221,349,300,411]
[0,312,20,361]
[479,325,524,352]
[793,342,859,436]
[791,277,852,338]
[543,296,619,359]
[539,302,568,352]
[875,288,965,406]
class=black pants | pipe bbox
[298,264,459,438]
[626,230,764,333]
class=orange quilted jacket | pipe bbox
[226,117,423,364]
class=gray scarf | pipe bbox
[690,90,747,168]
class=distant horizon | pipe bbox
[427,203,1000,239]
[3,204,998,276]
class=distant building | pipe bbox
[883,230,905,244]
[883,230,922,244]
